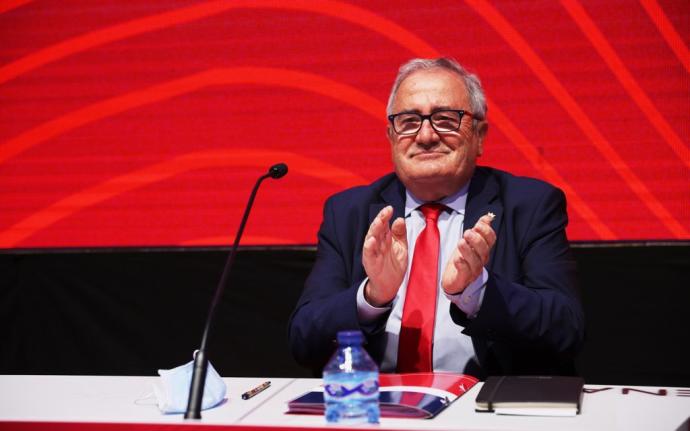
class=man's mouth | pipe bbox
[411,150,448,159]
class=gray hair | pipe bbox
[386,57,487,121]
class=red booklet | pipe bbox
[286,372,479,419]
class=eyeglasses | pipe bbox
[387,109,474,135]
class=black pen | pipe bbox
[241,381,271,400]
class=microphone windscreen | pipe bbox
[268,163,288,179]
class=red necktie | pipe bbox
[397,204,444,373]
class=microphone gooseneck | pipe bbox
[184,162,288,419]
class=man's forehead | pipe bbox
[392,69,468,108]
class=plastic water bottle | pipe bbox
[322,330,380,424]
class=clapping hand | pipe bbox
[441,213,496,295]
[362,206,408,307]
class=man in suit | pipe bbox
[288,58,584,378]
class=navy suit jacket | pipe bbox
[288,166,585,377]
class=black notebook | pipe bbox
[475,376,584,416]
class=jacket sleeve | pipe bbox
[287,196,387,373]
[451,186,585,366]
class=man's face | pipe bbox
[387,68,486,201]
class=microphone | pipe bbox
[269,163,288,179]
[184,162,288,419]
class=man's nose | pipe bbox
[415,118,440,144]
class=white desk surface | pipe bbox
[1,375,688,431]
[0,375,293,425]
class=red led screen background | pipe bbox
[0,0,688,249]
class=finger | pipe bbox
[464,230,490,266]
[479,212,496,226]
[381,207,397,249]
[473,213,495,234]
[472,224,496,248]
[379,205,394,223]
[473,214,497,247]
[458,238,483,277]
[441,250,462,293]
[450,247,468,272]
[390,217,407,245]
[366,206,393,241]
[362,234,380,261]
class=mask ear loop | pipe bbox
[134,387,158,406]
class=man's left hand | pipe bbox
[441,213,496,295]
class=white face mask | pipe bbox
[152,355,227,414]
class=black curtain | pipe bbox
[2,244,689,386]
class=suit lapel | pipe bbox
[465,167,502,268]
[370,175,406,224]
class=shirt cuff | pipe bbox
[444,267,488,318]
[356,278,392,324]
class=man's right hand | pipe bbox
[362,205,408,307]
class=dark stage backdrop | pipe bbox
[1,1,689,249]
[2,244,689,386]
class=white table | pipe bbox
[0,375,296,426]
[1,375,688,430]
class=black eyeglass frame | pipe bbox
[387,109,475,135]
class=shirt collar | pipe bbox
[404,180,470,217]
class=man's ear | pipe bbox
[386,124,396,144]
[475,121,488,156]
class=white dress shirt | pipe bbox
[356,183,488,373]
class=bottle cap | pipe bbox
[337,330,364,346]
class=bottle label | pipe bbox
[324,380,379,398]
